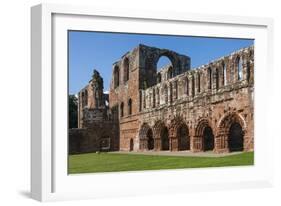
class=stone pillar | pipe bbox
[139,138,148,151]
[170,136,178,151]
[191,136,203,152]
[214,134,229,153]
[154,137,161,151]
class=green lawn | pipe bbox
[68,152,254,174]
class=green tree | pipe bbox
[69,94,78,128]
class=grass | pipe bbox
[68,152,254,174]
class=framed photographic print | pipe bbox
[31,3,274,201]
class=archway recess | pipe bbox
[203,126,214,151]
[194,119,214,152]
[228,122,244,152]
[217,113,246,152]
[177,124,190,151]
[161,127,169,151]
[147,129,154,150]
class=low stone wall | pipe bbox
[69,121,119,154]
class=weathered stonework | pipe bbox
[70,44,254,154]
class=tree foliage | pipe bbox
[69,94,78,128]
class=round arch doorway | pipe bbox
[161,127,169,151]
[203,126,214,151]
[228,122,244,152]
[147,129,154,150]
[177,124,190,151]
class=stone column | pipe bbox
[191,136,203,152]
[170,136,178,151]
[214,134,229,153]
[154,137,161,151]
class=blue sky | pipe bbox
[68,31,253,94]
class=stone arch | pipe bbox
[222,61,227,86]
[208,67,212,89]
[153,121,169,151]
[157,56,173,71]
[123,57,129,82]
[113,65,120,88]
[169,117,190,151]
[156,51,178,73]
[217,113,247,152]
[236,56,243,81]
[139,123,154,150]
[177,124,190,151]
[147,129,154,150]
[194,119,214,152]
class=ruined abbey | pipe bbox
[69,44,254,154]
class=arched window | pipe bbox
[222,62,227,86]
[247,62,251,82]
[113,65,120,88]
[175,81,178,99]
[152,88,156,108]
[169,83,173,103]
[157,73,162,83]
[128,98,132,115]
[237,56,243,80]
[215,68,219,90]
[156,88,160,106]
[197,73,201,93]
[192,75,195,97]
[120,102,124,117]
[83,90,88,107]
[123,57,129,82]
[208,67,212,89]
[81,92,85,107]
[143,93,146,109]
[139,91,142,112]
[167,66,174,79]
[185,77,189,96]
[164,85,168,104]
[157,56,173,72]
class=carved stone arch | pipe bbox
[194,118,215,152]
[217,112,247,152]
[168,117,190,151]
[217,112,247,131]
[156,50,178,71]
[153,120,169,151]
[123,57,130,82]
[113,65,120,88]
[236,55,243,81]
[139,123,154,151]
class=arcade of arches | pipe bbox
[138,113,246,153]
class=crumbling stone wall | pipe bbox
[109,44,254,153]
[71,70,119,154]
[72,44,254,154]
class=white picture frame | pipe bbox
[31,3,274,202]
